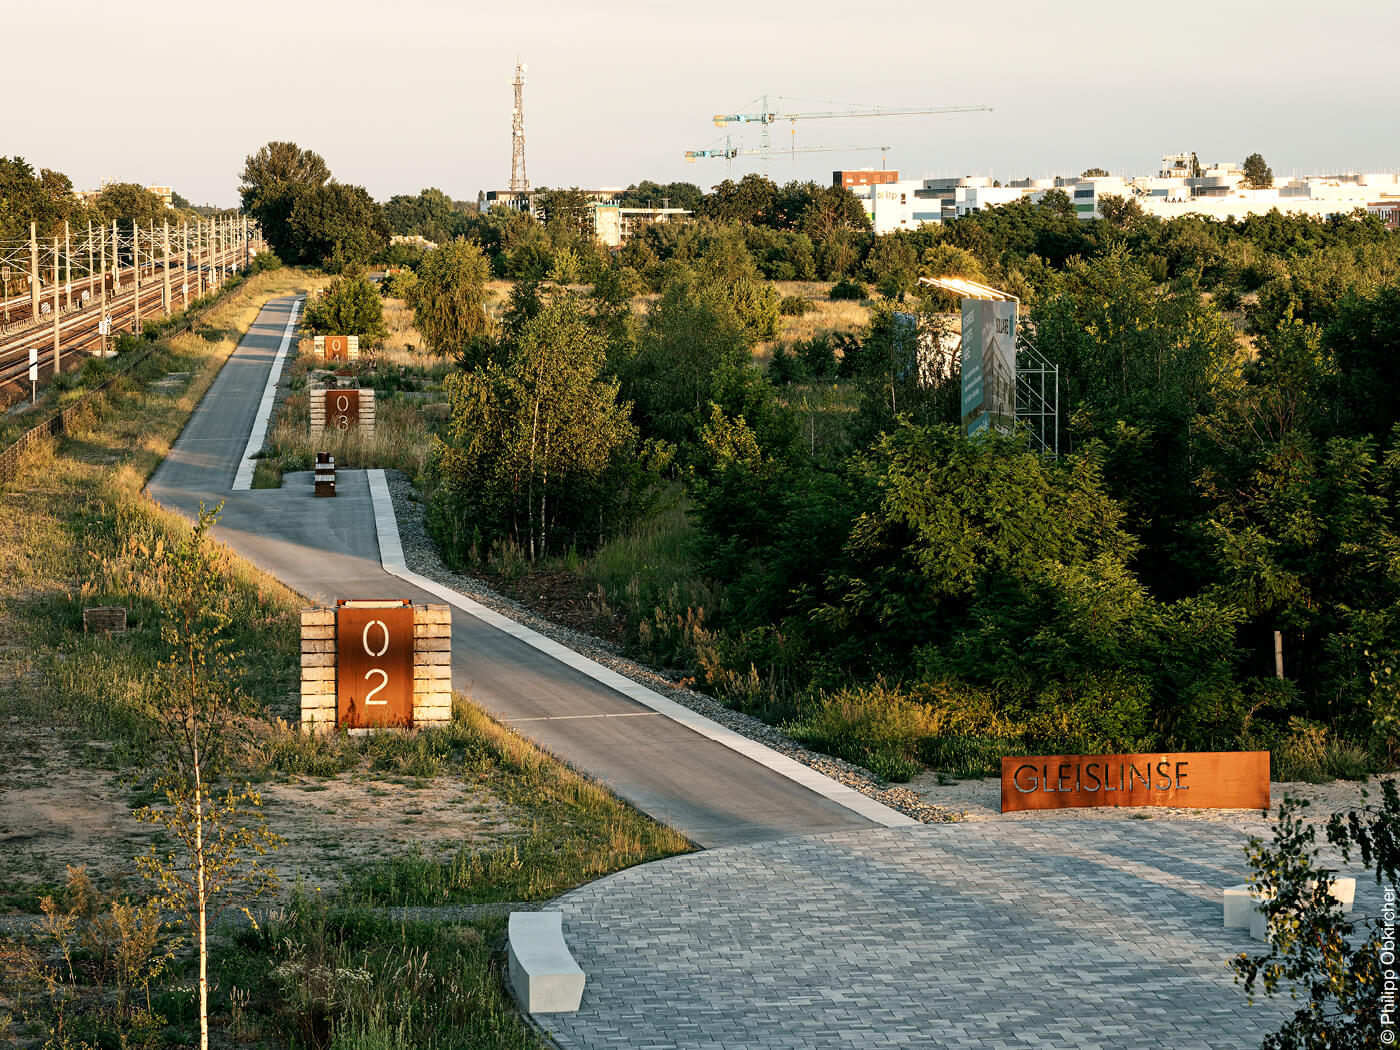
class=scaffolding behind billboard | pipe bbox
[919,276,1059,456]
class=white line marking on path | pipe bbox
[233,296,303,491]
[509,712,661,722]
[365,469,917,830]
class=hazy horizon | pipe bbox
[7,0,1396,207]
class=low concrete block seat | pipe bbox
[1224,876,1357,941]
[508,911,585,1013]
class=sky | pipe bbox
[6,0,1397,207]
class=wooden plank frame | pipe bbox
[1001,751,1270,813]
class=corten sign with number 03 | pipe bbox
[326,389,360,431]
[336,600,414,728]
[1000,751,1270,813]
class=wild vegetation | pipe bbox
[0,268,687,1050]
[381,181,1400,789]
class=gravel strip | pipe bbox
[384,471,958,826]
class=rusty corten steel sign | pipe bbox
[336,600,414,728]
[323,334,349,360]
[1001,751,1270,812]
[325,388,360,431]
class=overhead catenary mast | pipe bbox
[510,58,529,192]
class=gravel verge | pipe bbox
[383,470,959,826]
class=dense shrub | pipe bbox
[828,278,868,301]
[249,250,282,273]
[301,274,386,341]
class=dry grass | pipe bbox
[253,298,450,487]
[255,391,436,486]
[380,295,426,354]
[772,280,872,345]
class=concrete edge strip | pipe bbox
[365,469,916,829]
[232,296,304,491]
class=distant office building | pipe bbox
[478,187,626,216]
[591,204,692,247]
[834,168,900,189]
[848,176,1025,233]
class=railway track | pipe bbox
[0,253,241,404]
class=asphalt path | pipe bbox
[148,295,880,847]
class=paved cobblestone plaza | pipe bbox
[543,821,1379,1050]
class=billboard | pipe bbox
[960,299,1017,436]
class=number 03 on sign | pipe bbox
[336,599,414,728]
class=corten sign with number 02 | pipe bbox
[325,389,360,431]
[1000,750,1270,813]
[336,600,414,728]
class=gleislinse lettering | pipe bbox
[1013,764,1038,792]
[1084,763,1102,791]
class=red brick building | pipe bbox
[834,169,900,189]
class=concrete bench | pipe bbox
[508,911,585,1013]
[1224,877,1356,941]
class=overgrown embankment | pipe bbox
[0,272,689,1050]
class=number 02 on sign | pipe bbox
[336,599,414,728]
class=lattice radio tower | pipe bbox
[510,58,529,192]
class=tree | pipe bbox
[1323,286,1400,441]
[1081,167,1110,178]
[1098,193,1145,229]
[865,234,919,298]
[619,180,704,212]
[1243,152,1274,189]
[701,174,778,225]
[0,157,89,241]
[238,140,329,214]
[382,187,472,244]
[238,141,330,260]
[301,274,386,341]
[431,291,641,561]
[132,507,281,1050]
[536,187,593,245]
[95,182,169,227]
[288,182,388,270]
[623,267,751,447]
[413,239,494,357]
[1233,783,1399,1049]
[799,184,872,242]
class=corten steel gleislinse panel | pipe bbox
[325,388,360,431]
[1001,750,1270,812]
[336,600,414,728]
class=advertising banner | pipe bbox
[960,299,1017,436]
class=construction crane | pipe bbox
[709,95,992,173]
[685,136,892,177]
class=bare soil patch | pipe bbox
[0,723,518,909]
